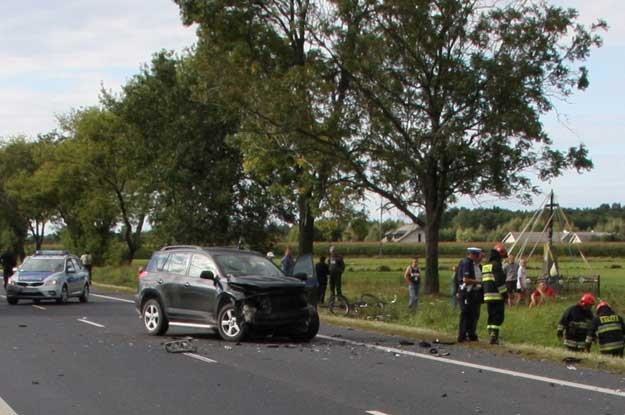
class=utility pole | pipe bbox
[544,190,559,278]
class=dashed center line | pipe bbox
[32,304,46,310]
[366,411,392,415]
[91,293,134,304]
[77,318,105,328]
[0,394,18,415]
[183,353,217,364]
[0,294,6,298]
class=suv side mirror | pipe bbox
[200,270,215,280]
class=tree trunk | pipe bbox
[298,195,315,255]
[424,218,440,294]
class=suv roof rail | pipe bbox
[34,250,69,256]
[160,245,204,251]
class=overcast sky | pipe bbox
[1,0,623,215]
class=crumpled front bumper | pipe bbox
[241,303,313,327]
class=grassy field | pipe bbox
[92,256,625,354]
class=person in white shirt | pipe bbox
[80,251,93,283]
[516,257,528,305]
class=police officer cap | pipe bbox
[467,247,482,255]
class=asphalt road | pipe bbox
[0,289,624,415]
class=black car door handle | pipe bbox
[184,282,191,288]
[157,279,164,285]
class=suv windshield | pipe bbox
[214,253,284,278]
[21,258,65,273]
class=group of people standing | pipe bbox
[279,245,345,304]
[455,243,510,345]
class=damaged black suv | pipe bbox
[135,246,319,342]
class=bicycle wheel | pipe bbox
[328,295,350,316]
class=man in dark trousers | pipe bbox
[315,256,330,304]
[328,246,345,298]
[482,242,508,345]
[457,247,483,342]
[1,249,17,289]
[557,293,595,352]
[585,301,625,356]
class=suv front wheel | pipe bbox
[142,298,169,335]
[217,303,246,342]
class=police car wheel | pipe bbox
[56,286,69,304]
[79,284,89,303]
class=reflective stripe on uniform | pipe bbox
[482,275,495,282]
[497,285,507,294]
[597,323,623,335]
[484,293,502,301]
[482,264,493,273]
[487,325,500,330]
[564,339,586,349]
[599,341,625,352]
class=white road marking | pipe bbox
[32,305,46,310]
[183,353,217,364]
[169,322,215,329]
[317,334,625,399]
[0,394,18,414]
[91,293,134,304]
[77,318,105,328]
[0,294,6,298]
[366,411,392,415]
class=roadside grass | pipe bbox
[92,259,147,292]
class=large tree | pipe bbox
[330,0,604,292]
[175,0,359,254]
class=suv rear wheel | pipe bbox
[142,299,169,335]
[217,303,246,342]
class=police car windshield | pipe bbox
[21,258,65,273]
[213,254,283,278]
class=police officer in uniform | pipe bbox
[558,293,595,352]
[457,247,483,342]
[482,242,508,345]
[585,300,625,356]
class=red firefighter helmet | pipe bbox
[579,293,596,307]
[493,242,508,258]
[596,300,610,311]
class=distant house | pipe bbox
[503,230,612,245]
[383,224,426,243]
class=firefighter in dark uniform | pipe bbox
[557,293,595,352]
[482,242,508,345]
[457,247,483,342]
[585,301,625,357]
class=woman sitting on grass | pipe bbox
[529,280,556,308]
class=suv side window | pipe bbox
[188,254,218,278]
[164,253,190,275]
[147,253,169,272]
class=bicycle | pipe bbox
[327,293,397,318]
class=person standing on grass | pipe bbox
[80,251,93,284]
[316,256,330,304]
[516,257,528,305]
[503,254,519,306]
[404,257,421,311]
[328,245,345,298]
[457,247,483,343]
[281,246,295,276]
[585,301,625,357]
[557,293,595,352]
[1,248,17,290]
[482,242,508,345]
[450,264,460,308]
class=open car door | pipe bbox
[292,254,319,306]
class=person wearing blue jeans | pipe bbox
[404,257,421,311]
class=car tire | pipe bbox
[7,297,18,305]
[142,299,169,336]
[79,284,89,303]
[56,285,69,304]
[217,303,246,342]
[291,310,320,342]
